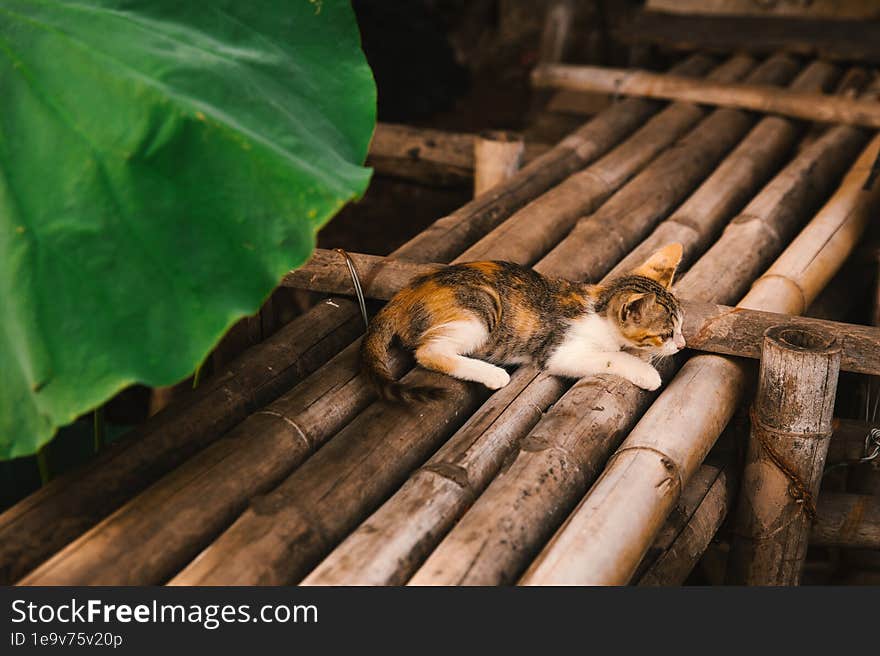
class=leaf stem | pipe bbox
[192,361,205,389]
[93,406,105,453]
[36,444,51,486]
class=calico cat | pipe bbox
[362,243,686,402]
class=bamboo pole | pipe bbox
[538,0,575,65]
[367,123,548,186]
[811,493,880,549]
[167,57,787,587]
[15,56,736,587]
[303,62,839,587]
[286,249,880,377]
[532,63,880,129]
[4,57,719,587]
[728,326,842,585]
[604,61,841,278]
[519,133,880,587]
[443,55,760,264]
[473,131,525,195]
[637,463,736,586]
[413,77,869,587]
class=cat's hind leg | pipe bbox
[415,319,510,390]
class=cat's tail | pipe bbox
[361,309,446,404]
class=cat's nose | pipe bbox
[674,334,686,350]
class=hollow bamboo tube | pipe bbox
[532,62,880,129]
[811,493,880,549]
[473,131,525,195]
[3,57,717,587]
[519,133,880,586]
[167,58,776,588]
[728,326,842,585]
[413,74,870,587]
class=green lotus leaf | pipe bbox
[0,0,376,458]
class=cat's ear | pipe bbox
[619,292,654,323]
[632,243,683,289]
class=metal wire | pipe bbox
[335,248,370,330]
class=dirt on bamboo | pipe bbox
[3,59,727,588]
[11,56,735,587]
[166,57,817,587]
[414,86,867,587]
[532,62,880,129]
[728,325,842,586]
[637,461,737,586]
[518,131,880,586]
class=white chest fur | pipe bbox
[545,313,622,369]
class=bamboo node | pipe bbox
[749,406,818,522]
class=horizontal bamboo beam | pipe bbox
[623,11,880,65]
[367,123,549,186]
[645,0,880,19]
[284,248,880,377]
[532,63,880,129]
[811,493,880,549]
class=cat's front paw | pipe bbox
[483,368,511,390]
[630,366,662,391]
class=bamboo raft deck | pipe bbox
[4,48,880,586]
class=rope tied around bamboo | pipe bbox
[729,324,841,585]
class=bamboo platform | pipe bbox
[4,47,880,586]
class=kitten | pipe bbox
[362,243,686,402]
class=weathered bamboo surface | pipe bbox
[424,96,866,586]
[519,133,880,586]
[473,132,525,195]
[407,68,867,586]
[729,326,842,585]
[532,63,880,129]
[637,462,736,586]
[15,57,737,587]
[454,55,761,265]
[6,60,724,588]
[623,11,880,65]
[646,0,880,19]
[604,60,840,277]
[164,57,783,587]
[811,493,880,549]
[367,123,548,186]
[286,249,880,378]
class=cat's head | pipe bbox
[599,244,686,357]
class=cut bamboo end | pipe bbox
[473,131,525,196]
[728,325,842,586]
